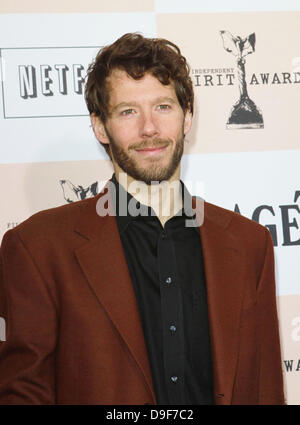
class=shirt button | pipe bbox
[162,231,167,239]
[165,277,172,284]
[169,325,177,333]
[171,376,178,383]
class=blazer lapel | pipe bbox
[196,199,245,404]
[73,187,156,403]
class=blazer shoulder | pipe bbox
[204,200,270,240]
[5,197,95,244]
[203,201,273,275]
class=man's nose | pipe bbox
[140,111,159,138]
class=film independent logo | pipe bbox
[220,30,264,129]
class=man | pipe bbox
[0,33,284,405]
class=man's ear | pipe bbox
[90,113,109,145]
[183,109,192,135]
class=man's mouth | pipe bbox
[134,143,169,156]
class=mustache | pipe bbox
[129,138,172,151]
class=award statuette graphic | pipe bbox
[220,30,264,129]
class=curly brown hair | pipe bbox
[85,32,194,157]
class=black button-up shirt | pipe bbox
[110,174,214,405]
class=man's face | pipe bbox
[93,69,192,184]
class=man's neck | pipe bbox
[114,169,183,227]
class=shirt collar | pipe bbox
[110,173,198,234]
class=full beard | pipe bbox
[106,130,185,185]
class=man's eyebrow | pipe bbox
[111,97,178,113]
[155,96,177,104]
[111,101,139,113]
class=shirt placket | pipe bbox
[157,227,185,405]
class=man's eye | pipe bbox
[121,109,135,116]
[157,104,171,111]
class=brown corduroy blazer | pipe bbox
[0,185,285,405]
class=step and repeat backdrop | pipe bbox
[0,0,299,404]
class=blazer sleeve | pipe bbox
[0,229,58,404]
[257,229,285,404]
